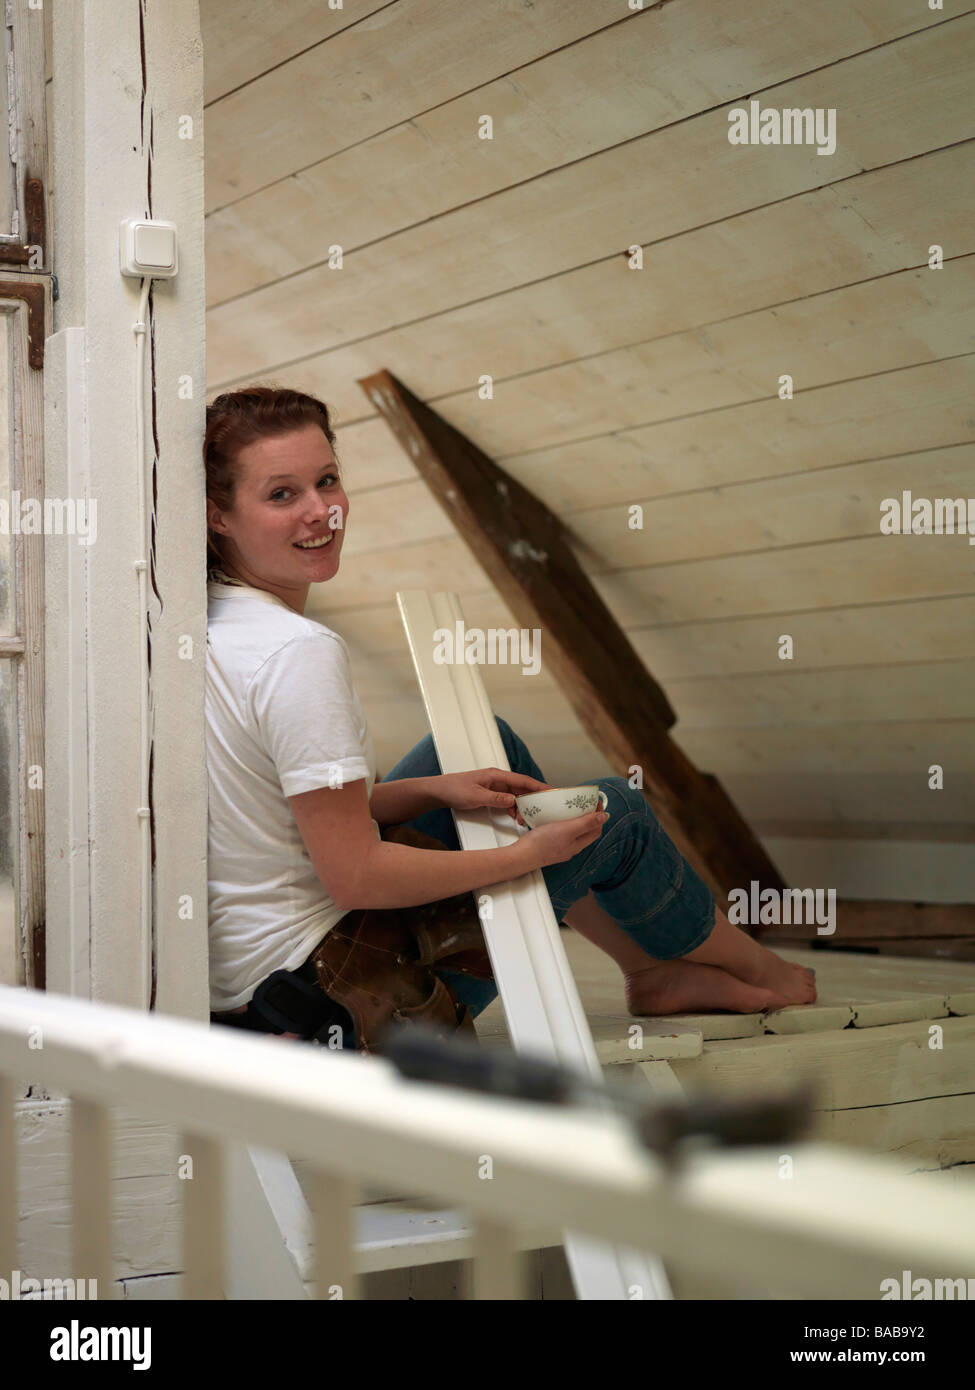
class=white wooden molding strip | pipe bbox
[395,588,672,1301]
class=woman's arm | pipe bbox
[368,776,442,827]
[369,767,554,828]
[289,777,606,910]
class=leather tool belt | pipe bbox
[309,823,494,1054]
[211,824,494,1055]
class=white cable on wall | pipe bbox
[132,276,152,1010]
[121,219,177,1012]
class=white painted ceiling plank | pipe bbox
[200,0,387,105]
[309,351,975,500]
[204,4,958,305]
[204,0,623,209]
[206,21,975,378]
[327,594,975,682]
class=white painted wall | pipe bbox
[763,837,975,906]
[45,0,207,1015]
[15,0,208,1294]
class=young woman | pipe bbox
[205,387,815,1050]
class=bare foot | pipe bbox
[746,951,818,1004]
[625,959,791,1017]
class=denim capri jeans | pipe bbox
[379,716,716,1022]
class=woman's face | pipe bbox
[206,423,349,610]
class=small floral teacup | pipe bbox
[514,785,609,827]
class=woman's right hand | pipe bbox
[517,810,608,870]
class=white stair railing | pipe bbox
[3,983,975,1300]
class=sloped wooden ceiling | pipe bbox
[202,0,975,857]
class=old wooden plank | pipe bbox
[760,1005,855,1036]
[851,997,949,1028]
[361,370,786,901]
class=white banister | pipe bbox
[0,1074,15,1276]
[471,1219,524,1300]
[3,984,975,1300]
[70,1098,113,1300]
[181,1132,224,1300]
[311,1172,360,1301]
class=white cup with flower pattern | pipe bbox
[514,784,609,827]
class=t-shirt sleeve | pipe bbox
[247,631,371,797]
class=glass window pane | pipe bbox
[0,658,18,984]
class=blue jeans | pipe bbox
[380,717,716,1021]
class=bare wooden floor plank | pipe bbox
[476,1010,704,1064]
[819,1093,975,1168]
[532,929,975,1048]
[668,1017,975,1110]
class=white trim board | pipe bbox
[396,589,673,1301]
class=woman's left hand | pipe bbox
[437,769,552,821]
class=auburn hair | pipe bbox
[203,385,340,568]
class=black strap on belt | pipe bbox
[211,951,353,1047]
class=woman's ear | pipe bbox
[206,497,228,536]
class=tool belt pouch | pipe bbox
[309,823,493,1055]
[249,969,351,1045]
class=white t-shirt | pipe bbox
[205,580,379,1011]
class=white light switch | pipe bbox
[120,218,179,278]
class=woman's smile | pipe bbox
[294,532,334,549]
